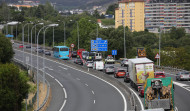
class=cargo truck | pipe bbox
[128,58,154,90]
[144,77,175,110]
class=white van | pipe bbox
[95,53,102,60]
[93,61,104,70]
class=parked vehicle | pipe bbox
[95,53,102,60]
[85,61,93,68]
[35,47,44,53]
[93,61,104,70]
[124,72,130,82]
[105,55,115,64]
[176,71,190,81]
[11,40,14,44]
[86,56,93,61]
[82,51,89,60]
[144,77,175,110]
[26,45,31,48]
[44,51,51,56]
[155,71,165,78]
[103,65,115,74]
[121,58,129,67]
[114,69,126,78]
[19,45,23,48]
[71,51,77,57]
[74,58,83,65]
[128,58,154,90]
[53,46,69,59]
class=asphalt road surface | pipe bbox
[13,48,128,111]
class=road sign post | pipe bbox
[112,50,117,59]
[155,53,160,66]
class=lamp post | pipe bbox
[36,24,58,110]
[7,21,19,40]
[159,27,162,66]
[42,24,58,89]
[70,20,79,49]
[30,23,44,74]
[22,22,32,65]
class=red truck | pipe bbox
[77,49,85,60]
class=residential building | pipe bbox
[145,0,190,33]
[115,0,145,32]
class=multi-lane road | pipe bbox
[13,43,190,111]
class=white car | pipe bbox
[105,55,115,64]
[85,61,93,68]
[95,53,102,60]
[93,61,104,70]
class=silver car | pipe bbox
[176,72,190,81]
[103,65,115,74]
[85,61,93,68]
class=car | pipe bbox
[154,71,166,78]
[105,55,115,64]
[103,65,115,74]
[82,51,89,60]
[138,86,144,97]
[124,72,130,82]
[114,69,126,78]
[19,45,23,48]
[44,51,51,56]
[26,45,31,48]
[95,53,102,60]
[85,61,93,68]
[121,58,128,67]
[74,58,83,65]
[71,51,77,57]
[11,40,14,44]
[35,47,44,53]
[176,71,190,81]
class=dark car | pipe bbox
[72,51,77,57]
[26,45,31,48]
[35,47,44,53]
[124,72,130,82]
[44,51,51,56]
[103,65,115,74]
[74,58,83,65]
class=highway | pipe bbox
[13,46,130,111]
[13,43,190,111]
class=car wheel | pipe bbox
[176,77,178,81]
[114,74,118,78]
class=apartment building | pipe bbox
[115,0,145,32]
[145,0,190,33]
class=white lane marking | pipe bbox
[173,81,189,87]
[92,90,95,95]
[76,78,80,80]
[94,100,96,104]
[128,87,144,110]
[55,79,63,87]
[14,49,127,111]
[63,88,67,99]
[46,73,54,79]
[59,100,67,111]
[85,84,88,87]
[173,81,190,92]
[45,67,53,71]
[59,66,68,70]
[175,106,178,111]
[188,81,190,82]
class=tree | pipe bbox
[93,9,100,19]
[106,4,118,15]
[0,34,14,63]
[0,63,29,111]
[146,46,155,62]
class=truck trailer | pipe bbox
[128,58,154,90]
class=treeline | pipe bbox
[1,3,190,70]
[0,34,30,110]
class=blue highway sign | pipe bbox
[91,39,108,51]
[112,50,117,55]
[6,34,14,38]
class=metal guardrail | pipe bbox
[155,65,188,74]
[13,59,50,111]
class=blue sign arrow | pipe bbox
[112,50,117,55]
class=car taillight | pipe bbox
[180,75,183,78]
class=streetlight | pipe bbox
[42,24,58,89]
[30,22,44,75]
[36,24,58,110]
[70,20,80,49]
[7,21,19,40]
[159,27,162,66]
[89,20,99,38]
[22,22,33,65]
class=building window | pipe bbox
[130,9,133,17]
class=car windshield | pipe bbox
[73,51,77,54]
[60,48,69,51]
[89,53,95,56]
[83,53,88,56]
[181,72,189,74]
[108,66,114,68]
[118,70,125,72]
[156,73,164,76]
